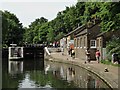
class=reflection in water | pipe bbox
[2,59,111,89]
[18,73,36,88]
[87,74,95,88]
[23,58,44,71]
[45,61,110,89]
[67,67,75,82]
[45,64,50,74]
[9,61,23,75]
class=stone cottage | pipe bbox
[96,30,120,60]
[74,19,101,60]
[63,25,86,52]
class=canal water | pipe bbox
[2,58,111,89]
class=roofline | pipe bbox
[75,32,88,37]
[97,32,106,37]
[64,24,86,37]
[64,19,101,37]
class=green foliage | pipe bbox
[101,60,111,65]
[47,27,55,42]
[106,36,120,59]
[23,2,86,43]
[2,2,120,45]
[30,71,77,88]
[2,10,24,46]
[101,60,120,67]
[55,32,64,41]
[23,17,48,44]
[96,2,120,32]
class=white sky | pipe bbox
[0,0,77,27]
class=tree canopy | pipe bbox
[2,10,24,46]
[2,2,120,47]
[23,2,120,44]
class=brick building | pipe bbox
[96,30,120,60]
[63,18,120,61]
[74,19,101,60]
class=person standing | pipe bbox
[112,53,116,63]
[96,50,100,63]
[85,49,90,63]
[68,47,70,55]
[71,49,75,58]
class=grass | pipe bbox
[101,60,120,67]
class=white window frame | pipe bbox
[90,40,96,48]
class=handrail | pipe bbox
[44,47,50,55]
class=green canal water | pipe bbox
[2,58,111,89]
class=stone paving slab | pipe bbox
[45,52,119,89]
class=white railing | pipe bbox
[44,47,51,56]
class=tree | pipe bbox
[96,2,120,32]
[23,1,120,48]
[47,27,55,43]
[106,36,120,60]
[2,10,24,46]
[23,17,48,44]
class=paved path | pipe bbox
[46,51,119,89]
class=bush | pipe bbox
[2,44,8,48]
[101,60,111,65]
[101,60,120,67]
[106,36,120,60]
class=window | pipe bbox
[77,38,79,47]
[80,38,82,48]
[90,40,96,48]
[84,37,86,47]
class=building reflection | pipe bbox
[67,67,75,82]
[23,59,44,71]
[8,58,44,76]
[45,61,109,89]
[60,66,66,79]
[8,61,23,75]
[54,70,61,78]
[86,74,95,88]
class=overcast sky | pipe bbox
[0,0,77,27]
